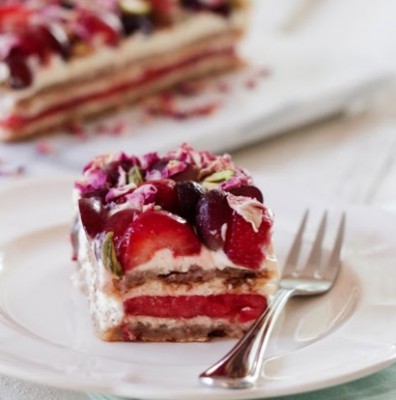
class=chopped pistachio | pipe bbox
[128,165,143,186]
[202,169,234,189]
[101,232,123,278]
[119,0,151,15]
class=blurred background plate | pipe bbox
[1,0,396,176]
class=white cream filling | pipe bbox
[131,244,278,276]
[0,11,247,116]
[75,219,124,332]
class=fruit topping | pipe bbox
[119,0,153,35]
[181,0,232,16]
[175,180,205,223]
[104,208,137,255]
[75,12,121,47]
[4,52,32,89]
[76,145,273,270]
[124,294,267,322]
[120,209,201,271]
[224,207,273,269]
[149,179,178,212]
[195,189,231,250]
[229,185,264,203]
[0,6,33,33]
[78,197,108,238]
[148,0,181,25]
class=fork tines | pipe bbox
[284,210,346,279]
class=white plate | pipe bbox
[1,0,392,176]
[0,176,395,400]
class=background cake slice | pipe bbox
[0,0,250,141]
[71,143,279,342]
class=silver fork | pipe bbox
[199,210,346,389]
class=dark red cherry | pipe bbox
[195,189,231,250]
[5,52,32,89]
[78,198,108,238]
[229,185,264,203]
[175,180,205,223]
[150,179,178,212]
[120,14,153,36]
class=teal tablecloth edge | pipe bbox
[88,361,396,400]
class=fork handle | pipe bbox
[199,288,295,389]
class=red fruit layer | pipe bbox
[124,294,267,323]
[118,209,201,271]
[0,47,234,130]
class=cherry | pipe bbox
[78,198,108,238]
[120,14,153,36]
[149,179,178,212]
[195,189,231,250]
[5,52,32,89]
[229,185,263,203]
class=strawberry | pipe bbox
[121,209,201,271]
[224,209,272,269]
[103,209,137,255]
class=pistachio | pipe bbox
[119,0,151,15]
[128,165,143,185]
[101,232,123,278]
[202,169,234,189]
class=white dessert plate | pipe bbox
[0,176,395,400]
[1,0,392,176]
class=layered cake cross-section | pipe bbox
[0,0,250,141]
[71,143,278,342]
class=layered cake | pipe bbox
[71,143,278,342]
[0,0,250,141]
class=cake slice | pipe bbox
[71,143,278,342]
[0,0,250,141]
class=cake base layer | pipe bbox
[101,316,254,342]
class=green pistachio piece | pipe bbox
[202,169,234,189]
[101,232,123,278]
[119,0,151,15]
[128,165,143,186]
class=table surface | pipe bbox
[1,1,396,399]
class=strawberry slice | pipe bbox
[121,209,201,271]
[224,209,272,269]
[103,209,137,255]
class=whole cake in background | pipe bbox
[0,0,251,141]
[71,143,278,342]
